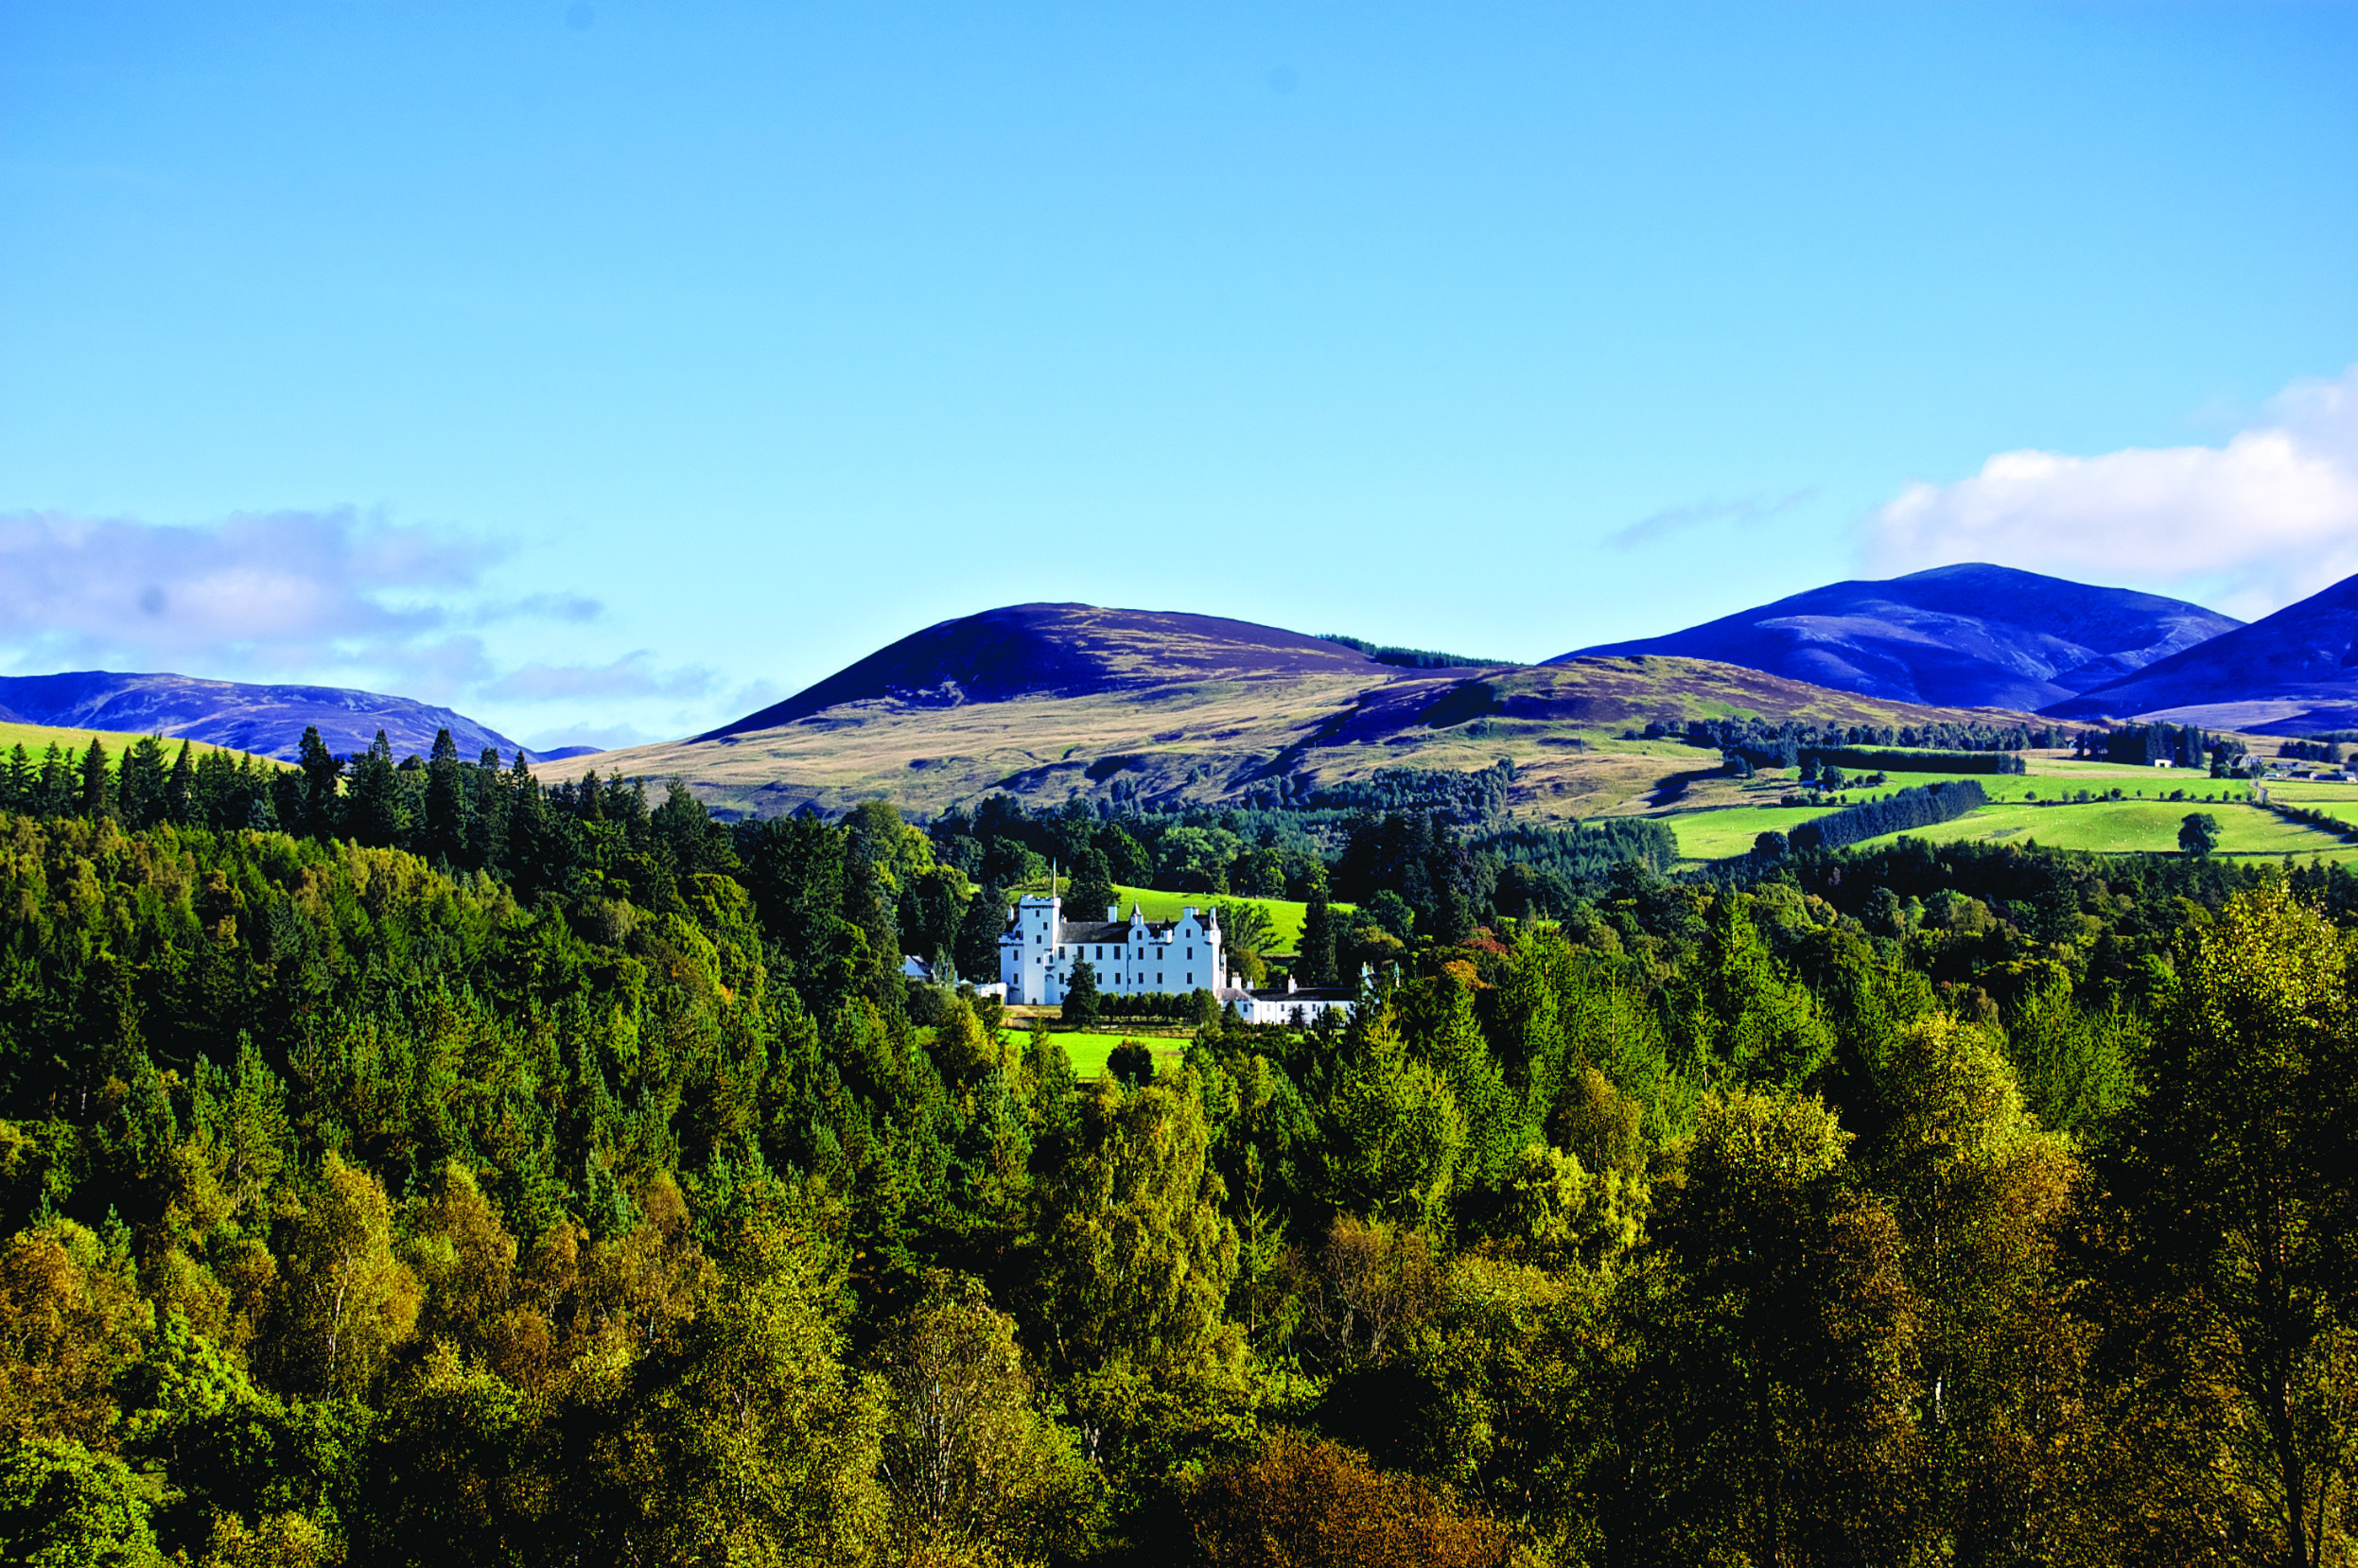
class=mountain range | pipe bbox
[1558,564,2241,712]
[0,671,550,763]
[566,601,2055,820]
[16,560,2358,812]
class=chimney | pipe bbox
[1107,903,1121,922]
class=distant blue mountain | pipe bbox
[1555,564,2239,712]
[2046,571,2358,735]
[0,671,530,763]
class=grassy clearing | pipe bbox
[1030,1029,1194,1082]
[1665,804,1848,861]
[1847,800,2350,859]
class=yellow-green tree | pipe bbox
[267,1152,419,1396]
[1867,1015,2086,1560]
[568,1213,883,1567]
[2105,881,2358,1566]
[874,1276,1095,1564]
[0,1220,151,1450]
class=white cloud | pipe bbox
[0,508,606,698]
[1868,365,2358,618]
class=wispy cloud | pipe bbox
[0,507,609,695]
[480,651,716,703]
[1868,365,2358,618]
[1606,488,1818,551]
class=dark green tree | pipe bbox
[1063,959,1102,1026]
[423,727,469,868]
[77,739,113,818]
[346,731,410,848]
[1066,847,1117,922]
[297,725,342,838]
[2177,811,2221,858]
[117,736,168,828]
[1299,882,1339,988]
[163,740,196,826]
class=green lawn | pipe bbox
[1015,881,1351,952]
[1848,800,2351,859]
[1031,1029,1194,1082]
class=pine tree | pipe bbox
[1300,882,1339,988]
[77,740,112,818]
[163,740,196,826]
[297,725,342,838]
[424,727,469,868]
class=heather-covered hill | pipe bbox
[698,602,1398,740]
[560,601,2060,821]
[2047,570,2358,734]
[1558,563,2237,711]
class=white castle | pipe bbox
[998,886,1226,1006]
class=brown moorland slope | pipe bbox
[545,604,2058,821]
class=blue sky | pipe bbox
[4,2,2356,750]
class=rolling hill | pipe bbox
[1556,563,2238,711]
[697,603,1397,738]
[552,601,2063,821]
[0,671,528,763]
[2045,570,2358,735]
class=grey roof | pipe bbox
[1057,921,1134,945]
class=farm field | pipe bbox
[1664,804,1847,860]
[1664,770,2259,861]
[2260,782,2358,825]
[1849,800,2352,859]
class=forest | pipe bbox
[2,728,2356,1566]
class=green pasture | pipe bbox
[2260,782,2358,825]
[2025,758,2210,780]
[1743,769,2248,809]
[1664,804,1847,860]
[1668,769,2257,860]
[1851,800,2351,859]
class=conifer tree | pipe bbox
[1299,881,1339,988]
[77,739,112,818]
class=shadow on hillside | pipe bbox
[1648,769,1719,809]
